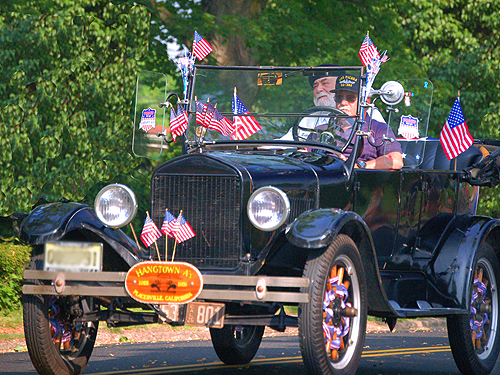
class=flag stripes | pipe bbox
[439,98,473,160]
[170,105,188,141]
[141,216,162,247]
[359,34,379,67]
[172,213,196,243]
[193,31,213,61]
[161,209,176,237]
[231,92,261,140]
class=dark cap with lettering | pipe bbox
[330,74,360,93]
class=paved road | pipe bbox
[3,330,500,374]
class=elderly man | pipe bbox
[280,67,340,140]
[333,74,403,170]
[308,67,338,107]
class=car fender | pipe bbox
[430,216,500,309]
[19,202,145,266]
[286,208,396,316]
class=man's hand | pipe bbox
[356,151,403,170]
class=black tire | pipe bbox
[23,254,98,375]
[299,234,367,375]
[447,243,500,375]
[209,324,265,365]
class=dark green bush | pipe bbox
[0,241,32,310]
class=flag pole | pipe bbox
[172,240,178,262]
[454,90,461,171]
[171,210,182,262]
[147,211,162,261]
[129,223,140,250]
[165,209,169,261]
[233,87,239,144]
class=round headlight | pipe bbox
[94,184,138,228]
[247,186,290,231]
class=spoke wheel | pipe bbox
[210,324,265,365]
[447,243,500,375]
[23,254,98,375]
[299,234,367,375]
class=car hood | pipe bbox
[154,150,344,194]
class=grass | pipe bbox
[0,308,24,341]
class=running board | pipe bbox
[389,300,467,318]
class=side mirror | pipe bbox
[369,81,405,106]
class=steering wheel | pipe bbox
[292,106,347,145]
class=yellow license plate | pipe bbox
[44,241,103,272]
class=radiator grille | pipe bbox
[288,197,315,224]
[151,174,242,270]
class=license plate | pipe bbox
[159,304,181,322]
[185,302,225,328]
[44,241,103,272]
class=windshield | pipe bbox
[186,66,363,153]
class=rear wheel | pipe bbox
[447,243,500,375]
[23,254,98,375]
[299,234,367,375]
[210,324,265,365]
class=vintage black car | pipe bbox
[20,64,500,375]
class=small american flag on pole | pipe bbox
[141,216,162,247]
[172,212,196,243]
[440,97,473,160]
[170,105,188,142]
[192,31,213,61]
[196,101,207,125]
[161,209,176,237]
[203,102,216,128]
[210,107,233,136]
[358,34,379,67]
[231,91,261,140]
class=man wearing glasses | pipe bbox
[333,74,403,170]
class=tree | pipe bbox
[0,1,151,215]
[393,0,500,216]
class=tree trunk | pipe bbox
[201,0,269,66]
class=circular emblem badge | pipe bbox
[125,261,203,304]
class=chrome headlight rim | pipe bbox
[247,186,290,232]
[94,184,138,228]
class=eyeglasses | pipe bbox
[334,93,357,103]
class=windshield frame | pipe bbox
[185,65,366,154]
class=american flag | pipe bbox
[358,34,379,67]
[172,213,196,243]
[196,101,207,125]
[192,31,213,61]
[203,102,216,128]
[140,216,162,247]
[161,209,176,237]
[231,93,261,140]
[440,98,473,160]
[210,108,233,136]
[170,105,188,142]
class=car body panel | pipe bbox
[20,203,146,266]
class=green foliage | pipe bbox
[0,2,150,215]
[393,0,500,135]
[0,241,32,310]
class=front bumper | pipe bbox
[23,270,310,304]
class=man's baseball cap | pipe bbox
[307,64,344,87]
[330,74,360,94]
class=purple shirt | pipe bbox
[343,118,402,162]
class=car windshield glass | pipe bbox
[187,66,362,152]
